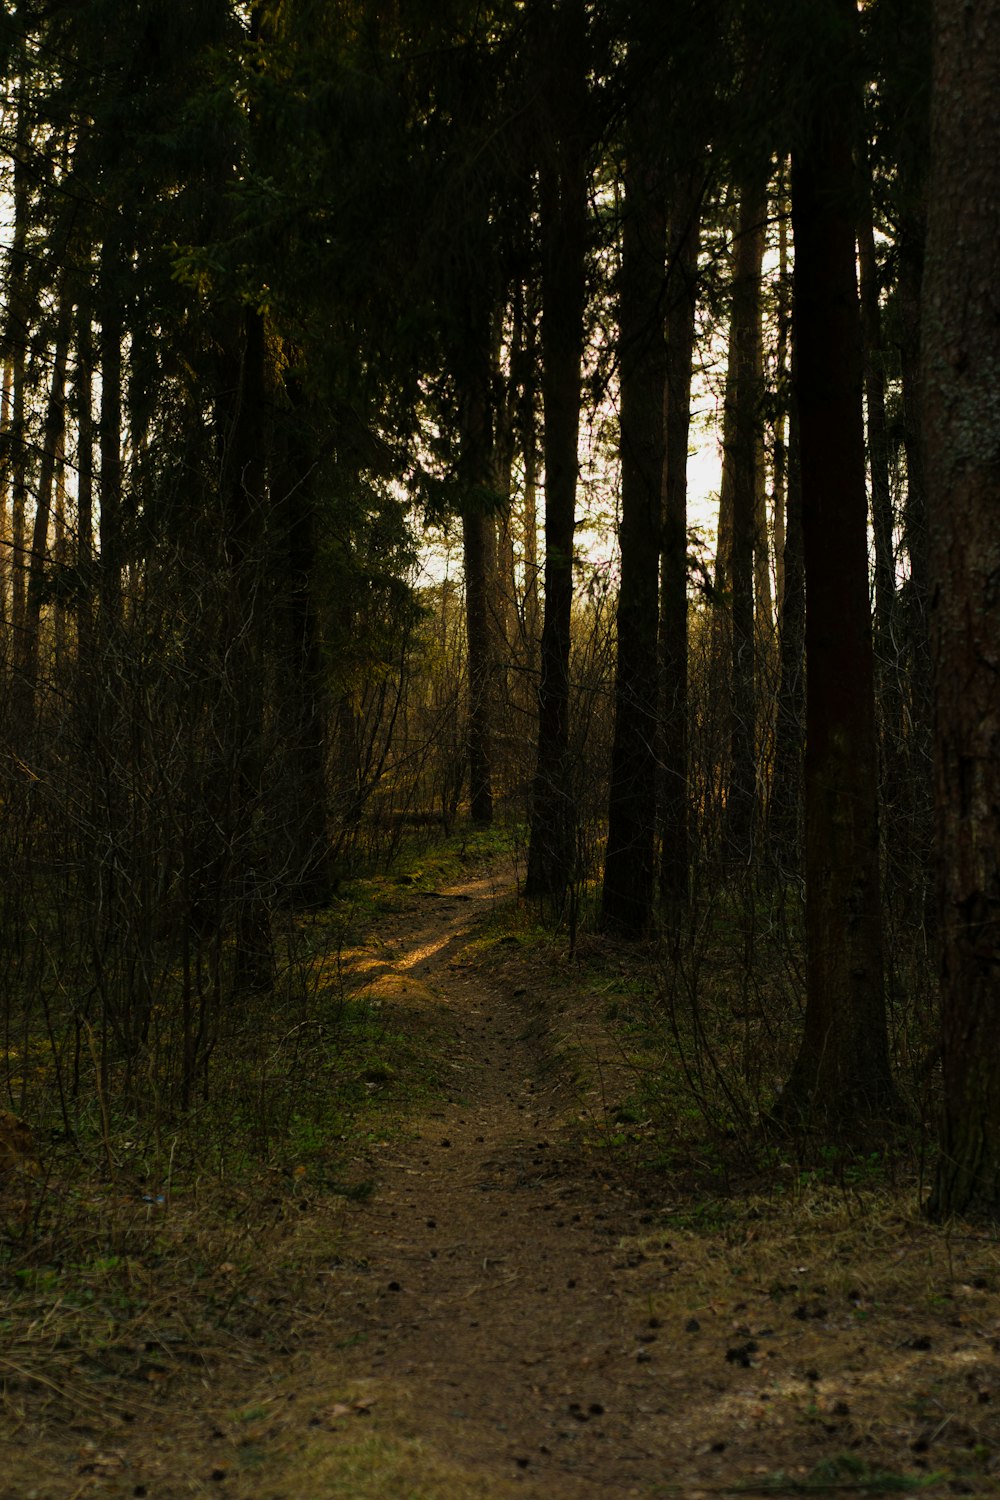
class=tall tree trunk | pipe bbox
[726,171,767,865]
[601,95,666,936]
[777,0,897,1131]
[525,0,588,902]
[923,0,1000,1221]
[659,169,702,911]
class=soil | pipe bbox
[2,870,999,1498]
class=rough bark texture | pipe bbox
[923,0,1000,1221]
[525,0,587,902]
[778,0,897,1130]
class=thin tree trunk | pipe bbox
[602,92,666,936]
[726,171,767,864]
[525,0,587,902]
[659,168,702,911]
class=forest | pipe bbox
[0,0,998,1493]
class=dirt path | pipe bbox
[311,872,683,1498]
[6,870,997,1498]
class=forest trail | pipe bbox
[4,867,996,1498]
[297,868,691,1499]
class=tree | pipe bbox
[922,0,1000,1221]
[775,0,898,1132]
[601,53,667,937]
[659,163,702,912]
[724,168,767,866]
[524,0,589,903]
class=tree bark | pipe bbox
[777,0,897,1131]
[922,0,1000,1221]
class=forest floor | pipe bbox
[1,852,1000,1498]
